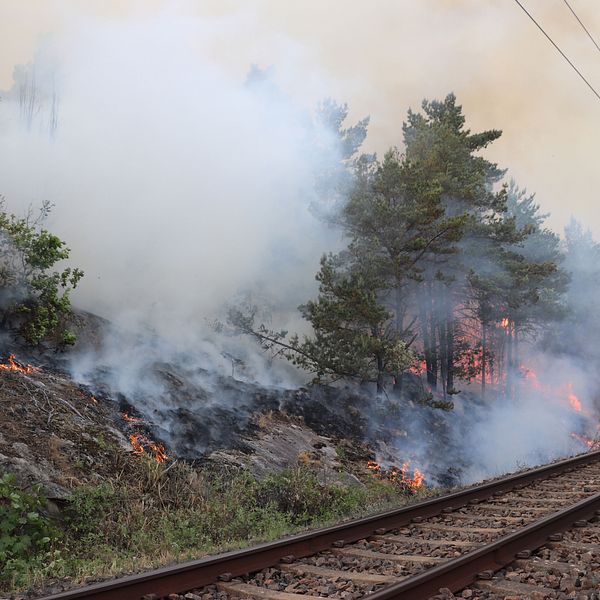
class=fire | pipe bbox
[500,317,509,329]
[129,434,145,455]
[520,366,585,414]
[409,360,427,375]
[122,411,143,423]
[90,395,98,403]
[367,459,424,489]
[0,354,38,374]
[566,384,582,412]
[571,432,597,449]
[149,442,168,463]
[128,433,168,463]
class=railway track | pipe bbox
[41,450,600,600]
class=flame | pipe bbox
[566,384,582,412]
[90,395,98,403]
[367,459,381,472]
[571,432,597,449]
[367,460,424,488]
[149,442,168,463]
[500,317,509,329]
[0,354,38,374]
[129,434,145,455]
[129,433,168,463]
[520,366,584,414]
[409,360,427,375]
[122,411,143,423]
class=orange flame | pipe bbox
[566,384,582,413]
[122,411,143,423]
[90,395,98,404]
[0,354,38,374]
[129,434,145,455]
[409,360,427,375]
[367,460,424,488]
[520,367,584,414]
[571,432,596,449]
[500,317,509,329]
[129,433,168,463]
[149,442,168,463]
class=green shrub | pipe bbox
[0,473,58,586]
[0,200,84,346]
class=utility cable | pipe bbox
[562,0,600,54]
[513,0,600,103]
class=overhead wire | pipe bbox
[513,0,600,103]
[562,0,600,54]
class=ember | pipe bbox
[129,433,168,463]
[0,353,38,374]
[367,459,424,488]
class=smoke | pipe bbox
[0,12,349,361]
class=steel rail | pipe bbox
[39,450,600,600]
[367,490,600,600]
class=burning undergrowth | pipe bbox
[26,309,590,492]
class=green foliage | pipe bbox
[0,473,58,586]
[229,254,414,393]
[45,461,404,591]
[0,200,83,346]
[294,255,414,390]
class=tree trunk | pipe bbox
[446,317,455,393]
[505,321,513,399]
[419,285,437,389]
[438,309,447,397]
[376,353,385,395]
[427,282,438,388]
[481,323,487,398]
[393,286,404,394]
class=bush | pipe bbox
[0,200,83,346]
[0,473,58,586]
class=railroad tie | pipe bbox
[513,558,580,573]
[331,547,445,563]
[474,578,557,596]
[472,502,549,513]
[369,534,478,548]
[502,497,572,504]
[547,540,600,552]
[442,512,525,523]
[277,563,399,584]
[415,522,506,534]
[217,582,328,600]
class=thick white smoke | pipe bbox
[0,12,344,352]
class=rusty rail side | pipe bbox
[367,491,600,600]
[40,450,600,600]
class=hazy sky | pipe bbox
[1,0,599,235]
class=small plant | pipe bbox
[0,473,58,585]
[0,199,84,346]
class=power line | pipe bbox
[562,0,600,54]
[513,0,600,103]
